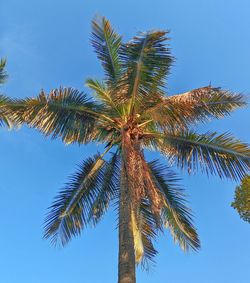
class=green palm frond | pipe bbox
[121,30,173,114]
[86,78,123,116]
[10,88,108,144]
[0,58,8,85]
[44,153,115,246]
[148,160,200,251]
[86,78,111,105]
[161,130,250,180]
[88,152,120,225]
[91,17,122,85]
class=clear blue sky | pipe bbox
[1,1,250,282]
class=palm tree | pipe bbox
[10,17,250,283]
[0,58,12,127]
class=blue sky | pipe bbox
[1,0,250,282]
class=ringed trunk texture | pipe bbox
[118,130,136,283]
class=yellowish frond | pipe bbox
[131,210,144,263]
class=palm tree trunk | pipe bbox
[118,131,136,283]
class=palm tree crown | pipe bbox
[9,17,250,281]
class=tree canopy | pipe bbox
[232,176,250,223]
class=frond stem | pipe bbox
[138,119,153,128]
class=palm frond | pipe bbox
[134,201,159,268]
[141,87,246,129]
[131,207,158,269]
[91,17,122,85]
[170,86,246,121]
[121,30,173,114]
[131,209,144,263]
[86,78,111,105]
[131,158,199,266]
[0,95,12,127]
[148,160,200,251]
[86,78,123,116]
[88,152,120,225]
[0,59,12,127]
[44,152,119,246]
[162,130,250,180]
[139,98,191,131]
[0,58,8,85]
[10,88,105,144]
